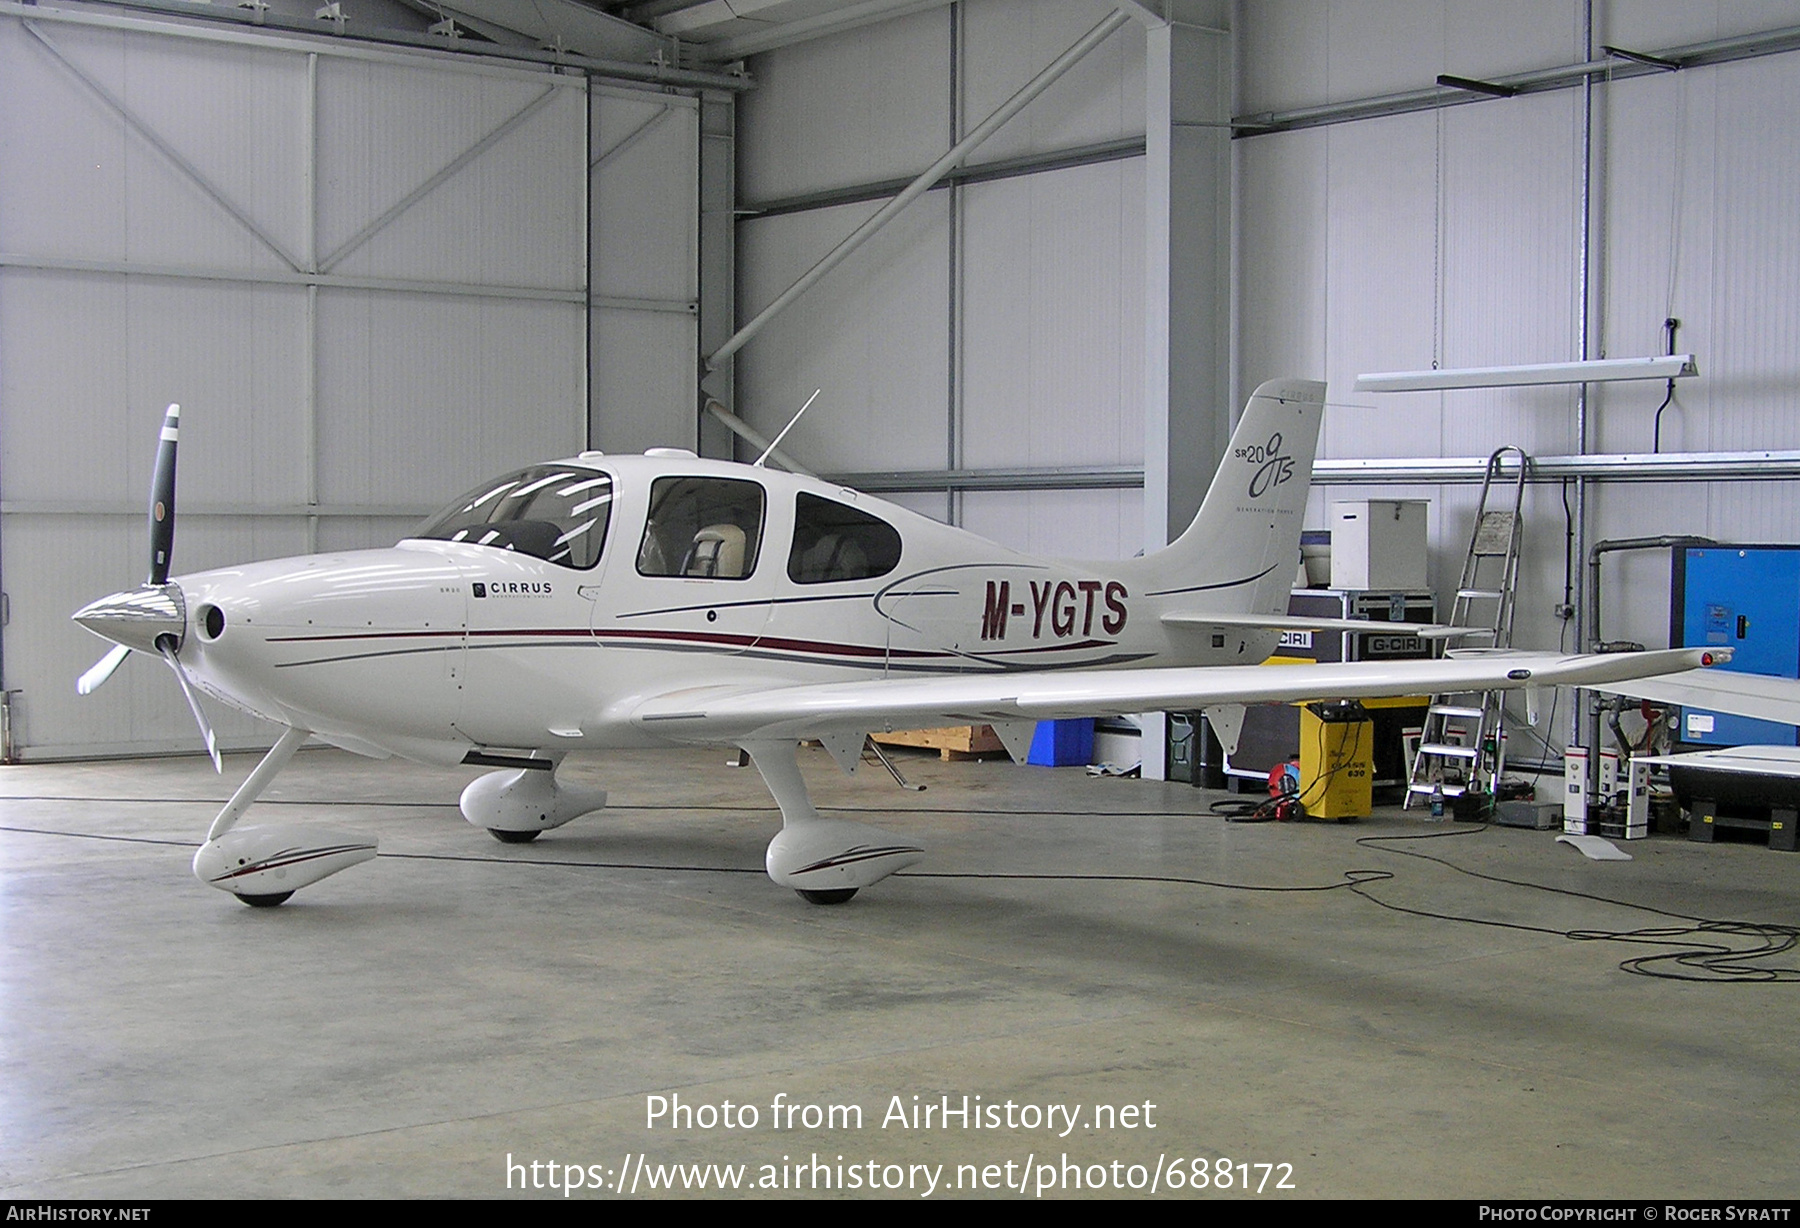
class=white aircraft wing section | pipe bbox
[632,647,1724,744]
[1597,669,1800,727]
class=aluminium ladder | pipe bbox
[1405,446,1529,811]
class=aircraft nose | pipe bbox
[72,582,187,655]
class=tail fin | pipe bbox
[1150,378,1324,615]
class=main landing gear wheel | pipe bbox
[488,828,541,844]
[236,892,293,908]
[796,887,857,905]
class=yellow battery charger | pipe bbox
[1300,701,1374,821]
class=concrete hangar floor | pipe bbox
[1,743,1796,1200]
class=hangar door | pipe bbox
[0,12,698,760]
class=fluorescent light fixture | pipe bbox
[1354,355,1698,393]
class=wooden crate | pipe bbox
[872,725,1006,761]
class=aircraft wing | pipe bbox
[631,647,1724,744]
[1595,668,1800,727]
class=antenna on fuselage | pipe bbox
[753,388,821,468]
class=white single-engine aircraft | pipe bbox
[73,379,1726,907]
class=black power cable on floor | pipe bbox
[1350,824,1800,983]
[8,797,1798,983]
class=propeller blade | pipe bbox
[158,637,220,773]
[77,644,132,696]
[148,403,179,585]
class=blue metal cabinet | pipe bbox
[1671,546,1800,746]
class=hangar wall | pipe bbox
[734,0,1150,560]
[0,9,699,759]
[1235,0,1800,713]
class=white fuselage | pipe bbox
[171,453,1279,765]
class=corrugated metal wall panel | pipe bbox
[1242,0,1575,114]
[591,310,700,454]
[590,88,699,453]
[1318,113,1442,458]
[1594,69,1715,455]
[0,274,311,507]
[959,0,1146,162]
[1706,55,1800,451]
[314,291,584,505]
[733,0,1150,567]
[1322,0,1447,103]
[1236,3,1800,710]
[592,93,697,302]
[738,5,952,202]
[736,197,951,472]
[1436,91,1580,457]
[1233,127,1328,397]
[960,488,1139,560]
[1603,0,1800,50]
[0,12,606,759]
[0,20,306,272]
[960,160,1144,469]
[318,60,586,289]
[1235,0,1328,116]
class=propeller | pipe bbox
[77,644,130,696]
[149,401,179,585]
[72,404,221,771]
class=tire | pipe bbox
[796,887,857,905]
[237,892,293,908]
[488,828,541,844]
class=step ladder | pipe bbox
[1405,446,1529,811]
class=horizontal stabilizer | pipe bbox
[1163,612,1487,640]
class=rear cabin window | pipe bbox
[636,476,766,579]
[788,492,902,584]
[412,466,613,570]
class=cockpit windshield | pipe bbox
[410,466,613,570]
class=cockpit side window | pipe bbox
[788,492,902,584]
[411,466,613,570]
[636,476,766,580]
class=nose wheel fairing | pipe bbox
[186,727,380,905]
